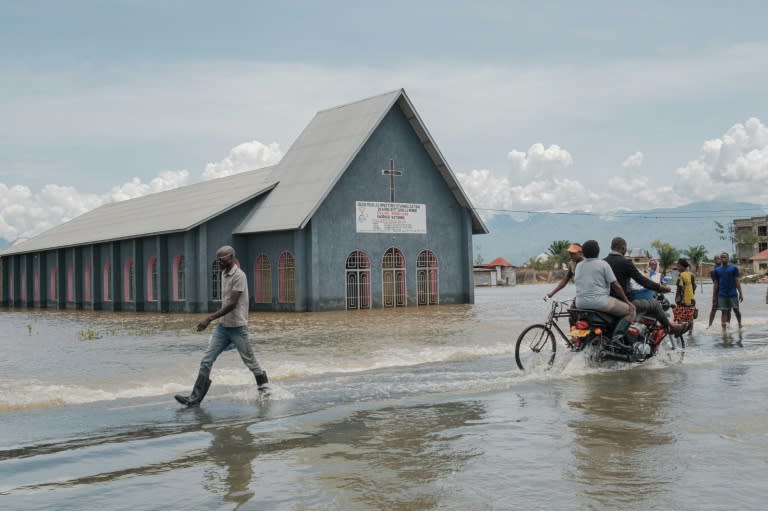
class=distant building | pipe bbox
[749,248,768,275]
[1,89,488,312]
[733,216,768,262]
[473,257,516,286]
[627,247,652,273]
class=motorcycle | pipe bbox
[569,293,686,363]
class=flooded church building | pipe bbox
[0,89,487,312]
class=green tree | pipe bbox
[547,240,571,269]
[682,245,708,273]
[651,240,680,275]
[714,220,735,254]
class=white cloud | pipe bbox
[621,151,644,169]
[460,118,768,217]
[0,139,285,242]
[458,144,599,219]
[675,117,768,202]
[0,171,191,242]
[202,141,283,180]
[461,144,675,216]
[107,170,190,202]
[507,143,574,184]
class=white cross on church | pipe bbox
[381,159,403,202]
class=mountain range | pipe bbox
[474,200,768,266]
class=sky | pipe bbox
[2,0,768,243]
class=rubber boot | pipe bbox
[609,319,632,349]
[255,371,269,393]
[174,372,212,407]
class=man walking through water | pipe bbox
[713,251,744,331]
[175,245,269,406]
[707,254,722,329]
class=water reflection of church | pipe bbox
[1,89,487,312]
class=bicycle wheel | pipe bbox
[515,324,557,371]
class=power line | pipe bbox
[473,206,767,220]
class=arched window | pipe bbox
[254,254,272,303]
[417,250,439,305]
[146,257,158,302]
[33,270,40,302]
[124,259,135,302]
[346,250,371,310]
[210,259,222,301]
[102,261,112,302]
[67,266,75,302]
[172,254,185,301]
[278,251,295,303]
[382,248,406,307]
[49,267,58,300]
[84,264,92,302]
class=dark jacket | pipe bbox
[604,252,663,299]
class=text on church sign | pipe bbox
[355,201,427,234]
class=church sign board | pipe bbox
[356,201,427,234]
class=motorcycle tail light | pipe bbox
[575,320,589,329]
[594,327,603,335]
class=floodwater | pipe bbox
[1,284,768,510]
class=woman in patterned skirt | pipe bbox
[673,258,697,334]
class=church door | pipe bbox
[382,247,406,307]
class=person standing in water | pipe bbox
[673,258,697,334]
[707,254,722,329]
[712,252,744,331]
[175,245,269,407]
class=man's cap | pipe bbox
[567,243,582,253]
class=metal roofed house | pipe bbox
[473,257,516,287]
[1,89,488,312]
[749,248,768,275]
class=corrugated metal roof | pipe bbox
[2,88,487,257]
[235,89,488,235]
[2,168,277,255]
[484,257,514,268]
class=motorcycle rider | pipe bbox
[574,239,636,324]
[546,243,584,300]
[603,237,689,346]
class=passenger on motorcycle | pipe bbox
[604,237,689,340]
[573,240,636,328]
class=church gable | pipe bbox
[305,102,475,309]
[234,89,487,236]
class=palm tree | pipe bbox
[682,245,708,273]
[651,240,680,275]
[547,240,571,269]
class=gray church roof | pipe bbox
[1,169,277,255]
[2,88,487,257]
[234,89,488,235]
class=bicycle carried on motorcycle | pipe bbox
[514,298,578,370]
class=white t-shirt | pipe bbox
[574,257,617,310]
